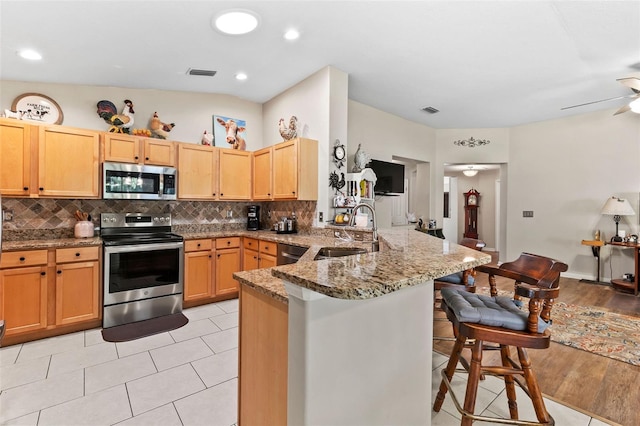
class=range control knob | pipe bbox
[153,217,159,222]
[159,217,165,222]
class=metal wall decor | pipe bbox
[453,137,490,148]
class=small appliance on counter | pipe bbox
[247,205,261,231]
[276,212,298,234]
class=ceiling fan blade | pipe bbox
[613,104,631,115]
[561,93,638,110]
[617,77,640,92]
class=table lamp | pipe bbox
[601,196,635,242]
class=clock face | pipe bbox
[468,194,477,205]
[334,145,346,161]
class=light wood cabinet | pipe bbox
[103,133,175,166]
[54,247,100,326]
[252,146,273,200]
[219,149,252,200]
[243,238,260,271]
[242,237,277,270]
[184,239,214,301]
[273,138,318,200]
[0,249,48,336]
[38,125,100,198]
[177,144,218,200]
[0,118,35,196]
[216,237,241,296]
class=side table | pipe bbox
[606,241,639,295]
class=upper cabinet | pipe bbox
[218,148,252,200]
[103,133,175,167]
[273,138,318,200]
[0,119,34,196]
[177,143,218,200]
[252,146,273,200]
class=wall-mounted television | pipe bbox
[368,159,405,195]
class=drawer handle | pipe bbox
[23,186,29,191]
[75,252,81,257]
[208,255,212,258]
[227,241,231,245]
[19,257,25,262]
[220,193,224,196]
[39,187,44,191]
[57,270,62,275]
[145,157,149,161]
[197,243,201,247]
[135,156,139,160]
[40,272,46,276]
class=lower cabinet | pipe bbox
[55,247,100,325]
[216,237,241,296]
[184,239,214,301]
[243,237,277,270]
[0,245,101,345]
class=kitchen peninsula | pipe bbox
[234,228,491,425]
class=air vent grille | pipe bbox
[421,106,439,114]
[187,68,217,77]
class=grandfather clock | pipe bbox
[463,189,480,239]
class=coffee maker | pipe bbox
[247,205,260,231]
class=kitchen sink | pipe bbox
[313,246,368,260]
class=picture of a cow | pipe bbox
[215,116,246,150]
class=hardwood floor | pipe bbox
[433,274,640,426]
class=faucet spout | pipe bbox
[349,202,378,243]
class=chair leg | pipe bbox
[500,345,519,420]
[433,334,466,412]
[461,339,483,426]
[517,347,551,424]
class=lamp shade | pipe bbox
[601,197,635,216]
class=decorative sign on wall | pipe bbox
[214,115,247,150]
[453,136,490,148]
[11,92,64,124]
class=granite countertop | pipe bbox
[1,237,102,251]
[234,228,491,303]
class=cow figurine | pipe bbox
[216,117,246,150]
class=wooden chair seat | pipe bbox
[433,252,568,426]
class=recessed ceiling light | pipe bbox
[18,49,42,60]
[213,9,259,35]
[235,72,248,81]
[284,29,300,40]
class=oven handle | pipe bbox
[103,241,184,254]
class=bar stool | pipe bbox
[433,252,568,425]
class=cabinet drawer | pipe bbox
[56,246,99,263]
[216,237,240,249]
[0,250,48,268]
[244,237,259,250]
[259,240,277,256]
[185,239,213,252]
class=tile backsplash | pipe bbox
[1,198,317,240]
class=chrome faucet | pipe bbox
[349,202,378,250]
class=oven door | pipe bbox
[103,241,184,306]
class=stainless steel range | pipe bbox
[101,213,184,328]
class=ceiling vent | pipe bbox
[421,106,439,114]
[187,68,217,77]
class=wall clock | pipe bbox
[333,139,346,168]
[11,93,64,125]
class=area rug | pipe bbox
[101,313,189,343]
[475,288,640,367]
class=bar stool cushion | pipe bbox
[436,272,475,285]
[440,287,550,333]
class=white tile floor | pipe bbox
[0,299,615,426]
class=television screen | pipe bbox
[368,159,405,194]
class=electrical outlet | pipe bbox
[2,209,14,222]
[226,210,233,218]
[523,211,534,218]
[267,210,271,219]
[319,212,323,222]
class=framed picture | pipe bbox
[11,93,64,124]
[213,115,247,150]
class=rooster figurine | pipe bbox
[96,100,135,133]
[278,115,298,140]
[149,112,175,139]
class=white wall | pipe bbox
[0,80,263,147]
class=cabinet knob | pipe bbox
[220,193,224,196]
[197,243,201,247]
[227,241,231,245]
[19,257,25,262]
[208,255,212,258]
[217,254,221,258]
[39,187,44,191]
[40,272,46,276]
[75,252,81,257]
[145,157,149,161]
[23,186,28,191]
[135,156,139,160]
[57,270,62,275]
[254,256,258,260]
[292,191,296,195]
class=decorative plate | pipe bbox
[11,93,64,124]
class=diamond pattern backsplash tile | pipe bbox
[1,198,318,239]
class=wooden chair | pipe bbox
[433,252,568,426]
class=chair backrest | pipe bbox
[500,252,568,289]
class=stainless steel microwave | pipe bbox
[103,162,177,200]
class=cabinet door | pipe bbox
[260,253,277,269]
[143,139,175,166]
[218,149,252,200]
[0,119,33,196]
[55,261,100,325]
[38,126,100,197]
[103,133,141,163]
[273,140,297,199]
[184,250,213,301]
[178,144,218,199]
[216,248,241,295]
[252,147,273,200]
[0,266,47,336]
[243,248,260,271]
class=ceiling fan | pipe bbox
[561,76,640,115]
